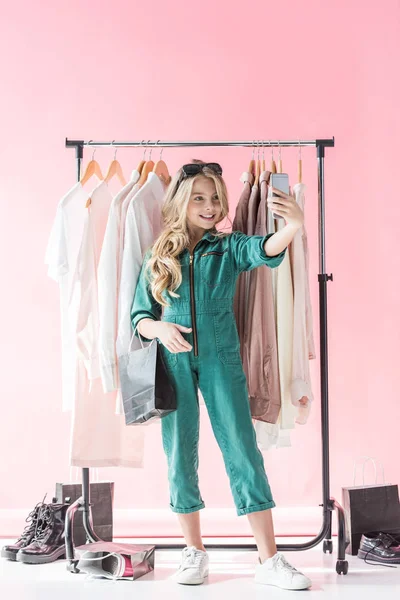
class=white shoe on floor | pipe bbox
[171,545,209,585]
[254,552,312,590]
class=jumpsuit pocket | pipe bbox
[213,314,243,365]
[160,316,178,369]
[200,250,232,287]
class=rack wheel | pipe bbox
[323,540,333,554]
[67,561,80,574]
[336,560,348,575]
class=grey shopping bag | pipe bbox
[75,540,155,580]
[118,327,176,425]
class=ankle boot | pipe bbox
[1,500,47,561]
[17,502,69,564]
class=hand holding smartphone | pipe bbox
[268,173,289,220]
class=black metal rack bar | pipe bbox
[64,136,348,576]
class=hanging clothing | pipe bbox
[97,171,140,393]
[253,206,282,450]
[74,182,112,380]
[254,189,295,451]
[131,230,287,515]
[232,171,254,363]
[243,179,261,375]
[112,179,143,413]
[289,182,316,425]
[71,180,145,467]
[116,172,166,411]
[246,171,281,423]
[274,198,297,431]
[243,182,260,324]
[71,361,145,467]
[45,182,89,412]
[117,173,166,359]
[119,180,143,268]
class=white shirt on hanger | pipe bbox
[45,182,90,412]
[70,179,145,468]
[289,183,316,425]
[97,170,140,393]
[117,172,166,358]
[74,181,113,379]
[116,172,166,411]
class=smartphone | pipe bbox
[269,173,289,220]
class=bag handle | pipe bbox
[129,321,157,352]
[78,550,126,581]
[79,550,119,562]
[352,456,386,486]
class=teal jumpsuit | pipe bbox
[131,229,286,516]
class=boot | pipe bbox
[17,502,69,564]
[1,499,46,561]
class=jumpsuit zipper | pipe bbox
[201,250,226,257]
[189,253,198,356]
[189,240,204,357]
[189,246,226,355]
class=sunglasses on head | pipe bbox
[180,162,223,178]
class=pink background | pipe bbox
[0,0,399,536]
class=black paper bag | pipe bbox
[55,481,114,547]
[342,458,400,555]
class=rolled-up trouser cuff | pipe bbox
[169,501,206,514]
[236,499,276,516]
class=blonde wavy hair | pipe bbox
[145,159,232,307]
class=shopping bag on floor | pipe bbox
[55,479,114,546]
[342,456,400,555]
[118,326,176,425]
[75,540,155,580]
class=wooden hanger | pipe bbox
[80,144,104,207]
[248,142,256,177]
[136,160,146,174]
[80,146,104,188]
[278,144,283,173]
[269,142,277,174]
[137,140,154,186]
[262,147,266,172]
[135,140,146,175]
[105,159,127,185]
[255,143,261,186]
[153,159,171,185]
[154,160,171,185]
[152,143,171,185]
[104,143,127,186]
[255,158,261,186]
[248,158,255,177]
[298,142,302,183]
[138,160,155,185]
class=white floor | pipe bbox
[1,536,400,599]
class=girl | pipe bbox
[131,160,311,590]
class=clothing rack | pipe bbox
[64,137,348,576]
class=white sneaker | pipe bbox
[171,545,209,585]
[254,552,312,590]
